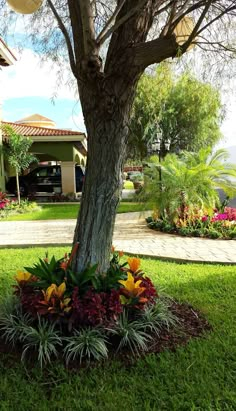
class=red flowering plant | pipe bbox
[0,192,10,210]
[11,245,158,332]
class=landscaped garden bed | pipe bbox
[146,206,236,239]
[0,247,210,369]
[0,192,41,219]
[0,246,235,410]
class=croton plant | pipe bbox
[14,245,157,331]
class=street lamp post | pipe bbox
[148,129,171,182]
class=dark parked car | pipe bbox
[6,165,85,196]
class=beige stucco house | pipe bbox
[0,38,17,191]
[0,39,87,195]
[2,114,87,194]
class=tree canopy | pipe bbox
[128,64,224,160]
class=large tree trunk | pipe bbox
[73,75,139,273]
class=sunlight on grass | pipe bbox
[0,247,235,410]
[3,202,146,221]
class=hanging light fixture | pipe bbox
[6,0,43,14]
[174,16,195,50]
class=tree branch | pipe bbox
[195,4,236,39]
[47,0,77,78]
[182,0,213,51]
[96,0,127,45]
[78,0,96,56]
[131,35,177,68]
[97,0,148,46]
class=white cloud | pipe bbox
[0,48,78,101]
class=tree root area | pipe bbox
[0,302,212,370]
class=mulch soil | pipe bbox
[0,302,212,371]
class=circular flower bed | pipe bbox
[0,246,210,368]
[146,207,236,240]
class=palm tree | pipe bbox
[143,148,236,223]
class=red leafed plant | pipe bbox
[71,287,123,327]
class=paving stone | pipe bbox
[0,212,236,264]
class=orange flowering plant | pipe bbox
[38,282,72,317]
[0,245,166,367]
[13,246,158,327]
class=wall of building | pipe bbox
[0,103,5,191]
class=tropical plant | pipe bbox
[106,311,152,355]
[143,148,236,223]
[21,317,63,368]
[63,328,108,364]
[0,294,34,346]
[138,299,178,335]
[146,206,236,239]
[2,250,180,366]
[1,125,37,205]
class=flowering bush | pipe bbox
[0,192,10,209]
[147,206,236,239]
[14,248,158,327]
[0,247,179,367]
[0,195,41,218]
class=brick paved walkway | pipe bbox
[0,212,235,264]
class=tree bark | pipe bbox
[73,74,139,273]
[16,169,20,206]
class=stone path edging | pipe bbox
[0,212,235,265]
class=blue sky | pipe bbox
[3,97,84,131]
[0,44,86,132]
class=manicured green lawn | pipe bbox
[0,247,235,410]
[3,202,146,221]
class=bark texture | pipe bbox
[69,0,179,273]
[73,72,140,273]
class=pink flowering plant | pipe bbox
[0,192,10,210]
[147,206,236,239]
[0,193,40,218]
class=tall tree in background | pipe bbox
[128,64,223,161]
[2,1,236,272]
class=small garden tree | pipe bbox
[2,125,37,205]
[128,64,223,160]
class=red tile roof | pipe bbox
[2,121,87,156]
[2,121,85,137]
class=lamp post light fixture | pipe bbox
[147,129,171,186]
[149,133,171,162]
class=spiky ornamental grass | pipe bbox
[21,317,63,368]
[63,328,109,365]
[138,298,178,335]
[106,311,152,355]
[0,294,34,346]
